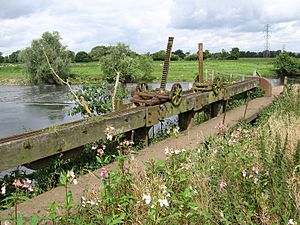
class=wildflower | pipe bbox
[242,170,247,177]
[91,143,98,150]
[253,166,260,174]
[288,219,296,225]
[1,186,6,195]
[81,196,86,207]
[97,148,104,156]
[87,200,96,206]
[253,177,259,184]
[180,163,190,170]
[219,211,225,219]
[158,198,169,207]
[130,156,135,161]
[73,179,78,185]
[3,221,11,225]
[67,171,76,179]
[143,194,151,204]
[164,147,173,156]
[105,126,116,141]
[220,180,227,190]
[123,164,129,173]
[174,149,181,154]
[100,167,109,179]
[13,179,23,188]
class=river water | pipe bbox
[0,85,81,138]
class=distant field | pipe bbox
[0,58,277,84]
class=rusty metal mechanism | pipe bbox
[192,77,228,95]
[192,42,228,95]
[131,37,183,106]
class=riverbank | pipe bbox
[1,86,291,223]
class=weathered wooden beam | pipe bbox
[0,108,146,171]
[0,77,263,171]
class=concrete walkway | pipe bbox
[0,86,283,219]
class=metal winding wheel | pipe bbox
[170,83,182,106]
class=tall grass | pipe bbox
[54,86,299,224]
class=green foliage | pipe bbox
[228,47,240,60]
[89,45,109,61]
[151,50,165,61]
[8,50,21,63]
[19,31,72,84]
[173,49,185,59]
[100,43,154,83]
[0,52,4,63]
[274,51,300,77]
[75,51,91,62]
[184,53,197,61]
[67,50,75,63]
[69,83,128,117]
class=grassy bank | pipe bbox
[1,86,299,224]
[0,58,276,85]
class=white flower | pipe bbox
[91,143,98,150]
[105,126,116,141]
[28,186,33,192]
[158,198,169,207]
[164,147,172,156]
[174,149,181,154]
[1,186,6,195]
[242,170,247,177]
[143,194,151,205]
[219,211,224,219]
[73,179,78,185]
[288,219,296,225]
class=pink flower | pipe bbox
[220,180,227,190]
[13,179,23,188]
[242,170,247,177]
[97,148,104,156]
[100,167,109,179]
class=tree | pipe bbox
[8,50,21,63]
[19,31,71,84]
[173,49,185,59]
[203,50,211,60]
[274,51,300,77]
[67,50,75,63]
[151,50,165,61]
[75,51,91,62]
[0,52,4,63]
[228,47,240,60]
[184,54,197,61]
[100,43,154,83]
[89,45,108,61]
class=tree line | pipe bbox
[1,31,299,84]
[2,40,300,64]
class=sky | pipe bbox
[1,0,300,55]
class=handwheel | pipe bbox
[171,83,182,106]
[136,83,149,92]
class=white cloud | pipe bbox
[0,0,300,55]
